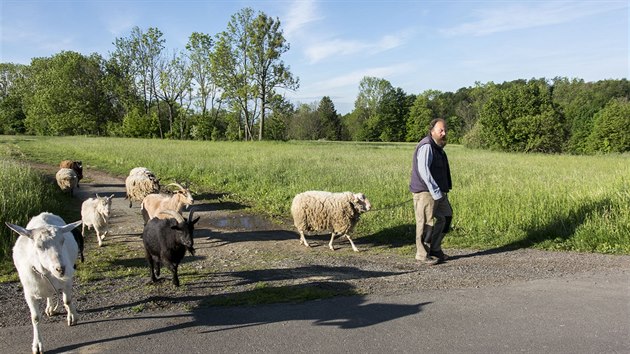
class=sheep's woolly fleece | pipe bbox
[291,191,367,235]
[56,168,78,192]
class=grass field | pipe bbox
[2,135,629,259]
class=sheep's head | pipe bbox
[5,220,82,279]
[352,193,371,213]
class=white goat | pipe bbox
[140,183,193,224]
[5,212,82,354]
[81,193,115,247]
[125,167,160,208]
[290,191,371,252]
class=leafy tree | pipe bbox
[22,51,112,135]
[406,93,433,142]
[317,96,342,140]
[376,87,410,142]
[587,98,630,153]
[249,12,299,140]
[186,32,223,136]
[477,79,566,152]
[0,63,27,134]
[352,76,394,141]
[212,8,257,141]
[111,26,165,136]
[156,49,192,138]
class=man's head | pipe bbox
[429,118,447,147]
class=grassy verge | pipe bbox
[4,135,630,255]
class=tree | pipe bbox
[249,12,299,140]
[155,49,192,138]
[317,96,342,140]
[477,79,566,152]
[22,51,113,135]
[212,8,257,141]
[351,76,394,141]
[111,26,165,136]
[0,63,27,134]
[587,98,630,153]
[186,32,223,138]
[406,93,433,142]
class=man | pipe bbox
[409,118,453,265]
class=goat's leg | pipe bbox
[145,252,158,282]
[298,231,311,247]
[344,234,360,252]
[169,262,180,287]
[25,295,43,354]
[96,230,103,247]
[328,232,338,251]
[62,284,78,326]
[44,297,58,316]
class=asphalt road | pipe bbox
[1,269,628,354]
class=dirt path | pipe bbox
[1,164,629,328]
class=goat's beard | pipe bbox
[188,247,196,256]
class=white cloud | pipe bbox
[442,1,628,37]
[312,62,416,91]
[304,30,412,63]
[283,0,323,39]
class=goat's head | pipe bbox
[95,194,115,218]
[352,193,372,213]
[166,182,194,208]
[158,209,200,256]
[5,220,82,278]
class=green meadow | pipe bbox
[2,135,629,261]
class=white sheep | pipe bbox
[290,191,372,252]
[55,168,78,197]
[125,167,160,208]
[81,193,115,247]
[5,212,82,354]
[140,183,194,224]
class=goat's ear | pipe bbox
[96,193,100,198]
[109,194,115,200]
[5,222,33,239]
[61,220,82,234]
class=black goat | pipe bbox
[142,209,199,287]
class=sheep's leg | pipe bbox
[62,284,78,326]
[344,234,360,252]
[328,232,338,251]
[298,231,311,247]
[25,295,43,354]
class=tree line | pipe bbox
[0,7,628,154]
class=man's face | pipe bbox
[431,121,448,147]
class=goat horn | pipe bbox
[188,207,195,222]
[157,210,185,223]
[165,182,185,191]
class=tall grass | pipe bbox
[0,141,67,264]
[8,136,630,255]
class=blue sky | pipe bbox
[1,0,628,114]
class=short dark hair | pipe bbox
[429,118,447,132]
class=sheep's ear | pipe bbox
[60,220,82,233]
[5,222,33,239]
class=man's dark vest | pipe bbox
[409,135,452,194]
